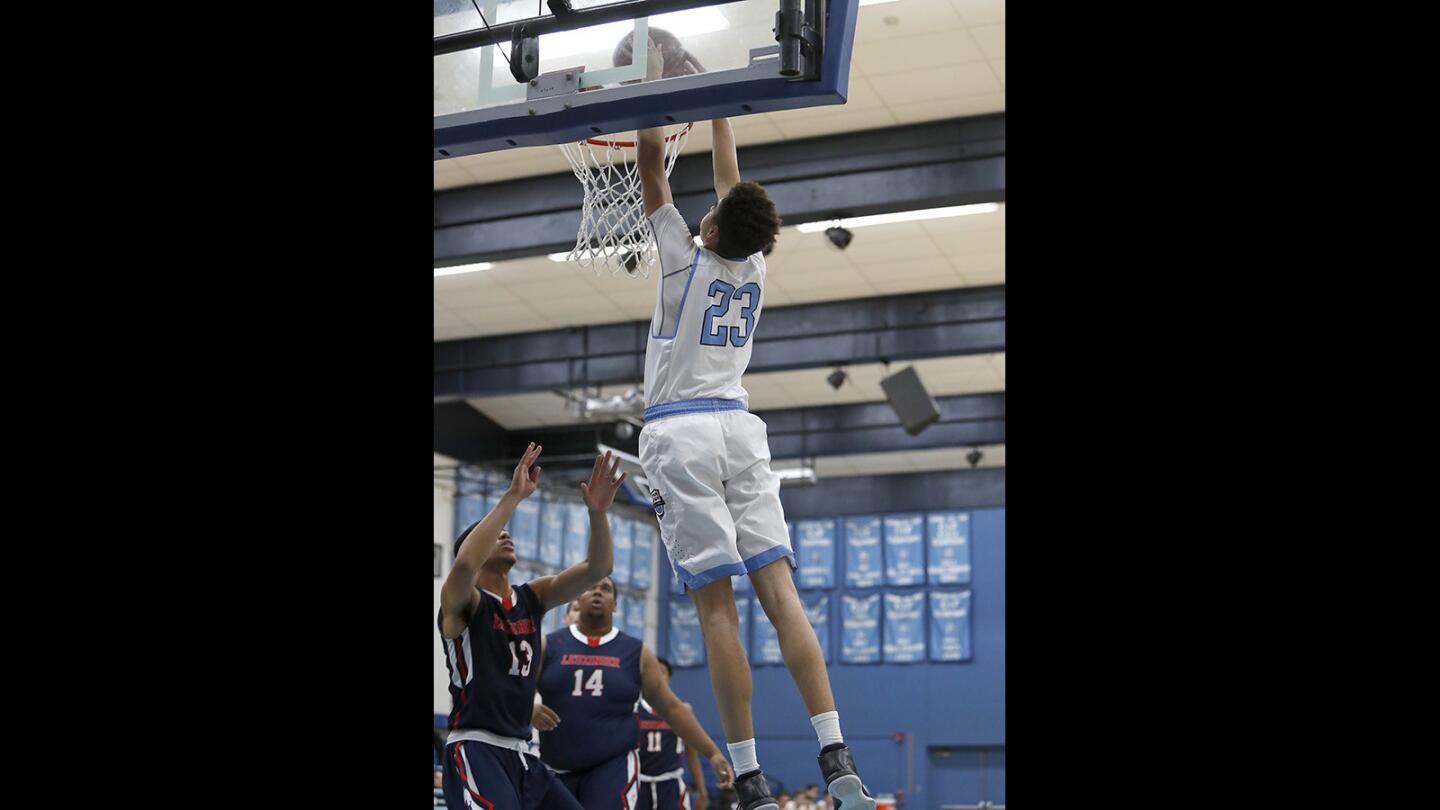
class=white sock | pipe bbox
[810,711,844,747]
[728,738,759,775]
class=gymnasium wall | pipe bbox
[664,486,1006,807]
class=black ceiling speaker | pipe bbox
[880,366,941,436]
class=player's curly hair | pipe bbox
[715,181,782,259]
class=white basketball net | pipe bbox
[558,124,692,278]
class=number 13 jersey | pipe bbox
[645,203,766,410]
[537,625,645,771]
[438,582,543,739]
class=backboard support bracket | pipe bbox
[509,25,541,83]
[527,69,583,101]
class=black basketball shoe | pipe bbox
[818,745,876,810]
[734,770,780,810]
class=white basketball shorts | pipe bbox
[638,399,795,590]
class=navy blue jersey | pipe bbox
[636,699,685,775]
[438,582,543,739]
[537,626,644,771]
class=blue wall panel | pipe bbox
[664,508,1004,808]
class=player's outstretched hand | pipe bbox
[646,37,665,81]
[580,450,627,513]
[509,442,542,500]
[709,752,735,788]
[532,702,561,732]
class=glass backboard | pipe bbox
[433,0,858,158]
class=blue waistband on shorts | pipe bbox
[642,398,747,422]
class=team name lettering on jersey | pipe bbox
[559,653,622,668]
[638,718,672,730]
[493,615,537,634]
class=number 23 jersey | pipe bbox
[538,625,644,771]
[645,203,766,410]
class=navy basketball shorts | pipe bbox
[444,741,584,810]
[637,773,691,810]
[556,749,640,810]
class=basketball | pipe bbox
[612,27,706,77]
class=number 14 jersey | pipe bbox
[538,625,645,771]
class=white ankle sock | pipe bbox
[728,738,759,775]
[810,711,844,747]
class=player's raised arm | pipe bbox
[440,442,542,636]
[711,118,741,200]
[530,451,624,610]
[637,40,674,216]
[640,646,735,788]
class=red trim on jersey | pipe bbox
[455,636,471,709]
[450,636,470,728]
[621,750,640,810]
[588,636,600,646]
[454,744,496,810]
[454,637,470,684]
[503,595,513,611]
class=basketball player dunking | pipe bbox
[634,41,877,810]
[532,575,733,809]
[438,446,627,810]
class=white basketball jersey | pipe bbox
[644,203,765,409]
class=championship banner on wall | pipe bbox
[510,563,533,590]
[611,515,633,587]
[841,592,881,664]
[802,592,832,662]
[883,591,926,663]
[796,519,837,589]
[733,569,751,593]
[511,496,540,560]
[483,470,506,520]
[750,597,782,665]
[929,590,973,662]
[564,503,589,567]
[455,467,487,534]
[539,599,562,636]
[927,511,972,585]
[538,496,565,568]
[613,591,629,635]
[668,602,705,667]
[844,516,883,588]
[733,596,751,660]
[631,524,655,589]
[624,593,646,639]
[883,514,926,587]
